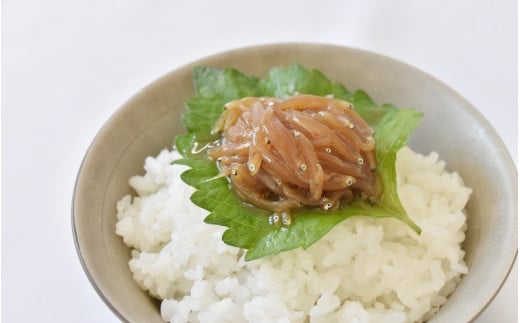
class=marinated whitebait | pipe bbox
[209,95,381,223]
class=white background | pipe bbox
[2,0,517,322]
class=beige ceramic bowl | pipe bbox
[73,43,517,322]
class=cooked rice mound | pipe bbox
[115,146,471,323]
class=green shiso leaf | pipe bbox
[174,64,423,261]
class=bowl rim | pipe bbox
[72,41,518,322]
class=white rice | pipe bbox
[115,146,472,323]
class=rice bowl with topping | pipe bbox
[72,43,517,323]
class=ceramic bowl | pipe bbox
[72,43,517,322]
